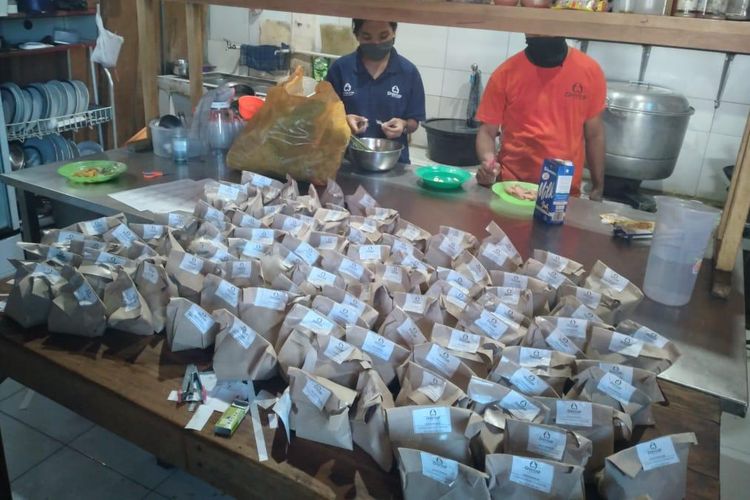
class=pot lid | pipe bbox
[606,81,692,114]
[423,118,479,136]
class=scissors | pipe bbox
[143,170,164,179]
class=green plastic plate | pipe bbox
[414,165,472,191]
[492,181,539,207]
[57,160,127,184]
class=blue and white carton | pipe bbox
[534,159,575,225]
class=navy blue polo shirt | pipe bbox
[327,48,426,164]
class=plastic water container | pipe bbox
[643,196,720,306]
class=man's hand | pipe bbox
[589,185,604,202]
[476,153,500,186]
[381,118,406,139]
[346,114,368,135]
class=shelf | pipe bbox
[173,0,750,54]
[0,42,95,60]
[6,106,113,142]
[0,8,96,20]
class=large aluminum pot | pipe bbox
[604,81,694,181]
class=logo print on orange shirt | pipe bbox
[565,82,587,100]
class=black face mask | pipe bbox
[525,36,568,68]
[359,39,395,61]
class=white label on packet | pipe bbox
[438,236,462,259]
[185,304,215,334]
[442,268,474,293]
[229,319,256,349]
[383,265,403,283]
[253,288,287,311]
[217,183,241,201]
[556,318,588,340]
[282,251,304,268]
[445,286,469,310]
[402,294,427,315]
[401,225,422,241]
[322,210,346,222]
[323,339,355,364]
[231,261,252,278]
[302,378,331,410]
[401,253,427,272]
[481,242,510,267]
[572,305,602,323]
[294,242,319,266]
[417,372,447,402]
[491,303,522,327]
[341,294,367,316]
[216,280,240,307]
[412,406,452,434]
[204,205,224,225]
[242,241,267,258]
[47,247,75,264]
[545,329,580,355]
[390,238,414,256]
[142,224,164,240]
[537,265,566,289]
[361,331,395,361]
[83,217,108,235]
[519,347,552,368]
[465,258,486,282]
[74,282,98,306]
[633,325,670,348]
[57,230,84,243]
[425,344,461,378]
[500,390,541,421]
[211,248,231,263]
[636,437,680,471]
[509,456,554,494]
[576,287,602,309]
[396,317,426,346]
[359,218,378,234]
[96,252,127,267]
[31,263,62,284]
[599,363,635,384]
[122,287,139,311]
[358,244,382,262]
[447,329,481,353]
[601,267,629,292]
[608,331,644,358]
[249,173,273,188]
[359,192,377,208]
[329,303,358,326]
[308,267,337,288]
[369,207,392,221]
[556,400,593,427]
[497,287,521,305]
[179,254,204,275]
[168,213,187,228]
[317,234,339,250]
[338,258,364,280]
[239,214,262,228]
[250,229,275,245]
[111,224,138,248]
[474,310,510,340]
[420,451,458,485]
[300,309,336,335]
[510,367,550,396]
[544,252,569,272]
[597,372,637,404]
[282,217,303,232]
[527,425,566,461]
[503,273,528,289]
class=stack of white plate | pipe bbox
[1,79,90,133]
[22,133,81,167]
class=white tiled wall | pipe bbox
[207,6,749,203]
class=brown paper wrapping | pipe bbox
[488,359,560,398]
[239,287,291,344]
[584,260,644,322]
[532,249,586,285]
[373,263,423,295]
[202,180,251,209]
[288,367,357,450]
[345,325,410,386]
[557,284,620,325]
[500,346,576,395]
[5,261,61,328]
[614,319,681,372]
[129,223,170,252]
[291,262,348,296]
[312,207,350,234]
[378,307,429,349]
[575,360,665,407]
[489,270,553,316]
[364,206,399,234]
[477,222,523,272]
[521,258,576,300]
[460,301,527,346]
[351,369,395,471]
[199,274,241,316]
[395,361,467,407]
[211,309,278,381]
[345,185,379,217]
[193,200,231,230]
[386,405,483,465]
[504,419,593,467]
[319,286,379,329]
[319,178,345,207]
[277,328,315,376]
[433,266,484,298]
[485,453,585,500]
[429,323,498,377]
[134,260,177,333]
[425,280,470,325]
[551,295,610,325]
[585,326,676,373]
[103,271,155,336]
[393,219,431,252]
[47,265,107,337]
[276,303,345,352]
[480,286,535,319]
[319,249,373,292]
[348,216,384,244]
[300,334,372,389]
[391,292,446,333]
[598,432,697,500]
[165,249,211,303]
[74,213,127,237]
[240,171,284,204]
[219,259,262,288]
[396,447,490,500]
[17,242,83,268]
[308,231,348,253]
[165,298,219,351]
[411,342,478,392]
[475,293,530,328]
[259,242,305,285]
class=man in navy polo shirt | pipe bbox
[326,19,426,164]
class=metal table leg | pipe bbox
[0,377,11,499]
[17,191,40,243]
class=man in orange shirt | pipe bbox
[475,35,606,200]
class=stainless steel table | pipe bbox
[1,149,747,416]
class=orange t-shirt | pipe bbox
[476,48,606,195]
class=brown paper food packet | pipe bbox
[460,301,527,346]
[597,433,697,500]
[308,231,348,253]
[228,237,270,262]
[566,366,656,426]
[280,233,321,267]
[504,419,593,468]
[500,346,576,395]
[613,319,681,372]
[311,294,370,329]
[387,405,483,465]
[395,361,467,407]
[101,223,147,255]
[347,243,391,267]
[47,267,107,337]
[165,250,212,302]
[475,293,530,328]
[584,260,644,321]
[411,342,478,392]
[364,206,399,233]
[489,359,560,398]
[347,216,384,244]
[454,250,491,288]
[271,213,313,240]
[211,309,278,381]
[551,295,610,324]
[392,292,446,332]
[17,242,83,268]
[75,213,127,237]
[394,219,431,252]
[203,181,251,209]
[233,226,283,246]
[78,260,118,299]
[532,249,586,285]
[378,307,429,349]
[193,200,230,229]
[40,228,86,250]
[319,286,379,329]
[219,259,262,288]
[372,264,418,294]
[345,185,379,216]
[476,222,523,272]
[396,447,490,500]
[129,223,170,250]
[229,208,271,230]
[388,249,434,289]
[313,207,350,234]
[152,211,198,232]
[485,453,585,500]
[319,178,345,207]
[429,323,499,377]
[434,265,484,298]
[521,258,575,300]
[134,260,177,333]
[302,335,373,389]
[480,286,535,319]
[188,236,232,264]
[67,237,112,258]
[425,280,472,324]
[424,232,469,269]
[288,367,357,450]
[351,369,395,471]
[345,326,410,386]
[240,171,284,204]
[557,284,620,325]
[575,360,666,407]
[319,249,373,290]
[199,274,241,316]
[258,242,305,284]
[381,233,422,259]
[276,303,344,352]
[585,326,674,373]
[239,287,291,344]
[277,328,315,376]
[489,271,553,316]
[103,271,155,336]
[291,263,348,296]
[522,316,589,358]
[165,298,219,351]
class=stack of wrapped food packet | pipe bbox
[5,172,695,500]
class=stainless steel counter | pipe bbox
[1,149,746,415]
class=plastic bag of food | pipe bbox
[227,67,351,185]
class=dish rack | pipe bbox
[6,105,114,142]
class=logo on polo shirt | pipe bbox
[565,82,587,100]
[343,82,355,97]
[387,85,402,99]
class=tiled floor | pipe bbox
[0,379,233,499]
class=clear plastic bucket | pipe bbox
[643,196,720,306]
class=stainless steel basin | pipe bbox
[174,72,277,95]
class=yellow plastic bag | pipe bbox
[227,67,351,185]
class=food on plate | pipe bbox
[72,167,101,178]
[504,183,537,201]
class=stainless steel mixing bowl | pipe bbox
[348,137,403,172]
